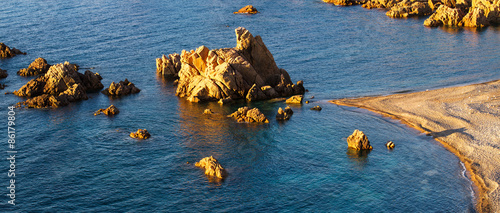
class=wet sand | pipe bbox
[331,80,500,212]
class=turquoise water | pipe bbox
[2,0,500,212]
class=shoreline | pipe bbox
[330,80,500,212]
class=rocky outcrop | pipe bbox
[171,27,304,103]
[276,106,293,120]
[101,79,140,96]
[195,156,227,179]
[0,68,7,79]
[424,5,466,26]
[310,105,323,111]
[14,62,103,108]
[324,0,368,6]
[362,0,400,9]
[234,5,259,14]
[386,0,433,17]
[229,106,269,123]
[286,95,303,104]
[459,6,490,27]
[0,43,25,58]
[94,105,120,116]
[386,141,396,149]
[156,53,181,78]
[130,129,151,139]
[17,57,51,76]
[347,129,373,150]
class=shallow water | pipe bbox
[2,0,499,212]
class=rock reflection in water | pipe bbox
[346,148,371,169]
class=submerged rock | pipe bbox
[168,27,304,102]
[234,5,259,14]
[276,106,294,121]
[310,105,322,111]
[101,79,140,96]
[195,156,227,179]
[156,53,181,78]
[130,129,151,139]
[17,57,51,76]
[94,105,120,116]
[14,62,103,108]
[0,43,26,58]
[229,106,269,123]
[347,129,373,150]
[286,95,303,104]
[386,141,396,149]
[0,68,7,79]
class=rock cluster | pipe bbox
[324,0,368,6]
[347,129,373,150]
[286,95,303,104]
[156,53,181,78]
[17,57,51,76]
[234,5,260,14]
[0,68,7,79]
[130,129,151,139]
[101,79,140,96]
[276,106,294,120]
[195,156,228,179]
[229,106,269,123]
[14,62,103,108]
[0,43,26,58]
[94,105,120,116]
[160,27,304,103]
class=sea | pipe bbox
[1,0,499,212]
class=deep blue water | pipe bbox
[1,0,499,212]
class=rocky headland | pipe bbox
[0,43,26,58]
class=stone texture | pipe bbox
[171,27,304,103]
[386,0,433,17]
[156,53,181,78]
[286,95,304,104]
[0,68,7,79]
[276,106,294,120]
[0,43,25,58]
[195,156,228,179]
[17,57,51,76]
[101,79,140,96]
[130,129,151,139]
[229,106,269,123]
[347,129,373,150]
[234,5,259,14]
[424,5,466,27]
[14,62,103,108]
[94,105,120,116]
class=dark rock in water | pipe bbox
[234,5,259,14]
[101,79,140,96]
[0,68,7,79]
[14,62,103,108]
[310,106,322,111]
[195,156,227,179]
[130,129,151,139]
[0,83,6,90]
[0,43,26,58]
[347,129,373,150]
[276,106,294,121]
[17,57,51,76]
[286,95,303,104]
[156,53,181,79]
[386,141,395,149]
[229,106,269,123]
[94,105,120,116]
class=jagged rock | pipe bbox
[130,129,151,139]
[0,68,7,79]
[460,7,490,27]
[94,105,120,116]
[324,0,368,6]
[386,141,396,149]
[362,0,400,9]
[156,53,181,78]
[229,106,269,123]
[195,156,227,179]
[347,129,373,150]
[0,43,25,58]
[276,106,294,120]
[101,79,140,96]
[424,5,466,27]
[171,27,304,103]
[234,5,259,14]
[310,106,322,111]
[286,95,303,104]
[17,57,51,76]
[14,62,103,108]
[203,109,213,114]
[428,0,442,10]
[386,0,433,17]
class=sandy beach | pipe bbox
[331,80,500,212]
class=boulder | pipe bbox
[94,105,120,116]
[386,0,433,17]
[195,156,227,179]
[347,129,373,150]
[130,129,151,139]
[17,57,51,76]
[101,79,140,96]
[156,53,181,78]
[171,27,304,102]
[14,62,103,108]
[276,106,294,120]
[203,109,213,114]
[386,141,396,149]
[424,5,466,27]
[229,106,269,123]
[286,95,303,104]
[0,68,7,79]
[310,105,322,111]
[0,43,25,58]
[234,5,259,14]
[324,0,368,6]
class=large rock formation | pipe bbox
[324,0,368,6]
[424,5,466,26]
[234,5,259,14]
[0,43,26,58]
[101,79,140,96]
[229,106,269,123]
[130,129,151,139]
[276,106,294,121]
[169,27,304,103]
[386,0,433,17]
[14,62,103,108]
[347,129,373,150]
[195,156,228,179]
[424,0,499,27]
[94,105,120,116]
[0,68,7,79]
[17,57,51,76]
[156,53,181,78]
